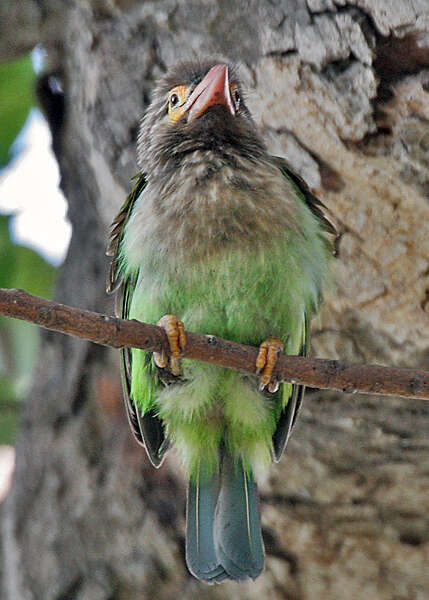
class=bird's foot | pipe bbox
[154,314,186,376]
[255,337,283,393]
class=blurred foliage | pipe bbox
[0,54,35,168]
[0,214,57,443]
[0,52,53,444]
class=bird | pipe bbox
[107,58,335,583]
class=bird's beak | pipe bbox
[184,64,235,122]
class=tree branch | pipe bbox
[0,287,428,401]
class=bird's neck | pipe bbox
[151,149,276,242]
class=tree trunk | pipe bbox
[2,1,429,598]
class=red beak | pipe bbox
[184,64,235,122]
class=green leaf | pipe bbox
[0,215,56,294]
[0,395,20,445]
[0,54,35,167]
[0,215,57,442]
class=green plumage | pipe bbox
[125,200,323,475]
[107,59,334,582]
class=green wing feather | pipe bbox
[271,157,336,461]
[107,173,167,467]
[272,313,309,461]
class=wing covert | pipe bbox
[271,155,336,237]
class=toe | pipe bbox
[156,314,186,376]
[256,337,283,392]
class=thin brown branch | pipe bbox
[0,287,428,400]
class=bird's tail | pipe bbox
[186,451,265,583]
[186,465,227,582]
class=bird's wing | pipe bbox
[270,156,335,461]
[271,155,336,237]
[107,174,167,467]
[272,313,310,462]
[106,173,147,294]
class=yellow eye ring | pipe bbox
[167,85,189,124]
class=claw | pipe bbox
[154,314,186,376]
[256,337,283,392]
[268,379,280,394]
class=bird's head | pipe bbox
[137,59,266,173]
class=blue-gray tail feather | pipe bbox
[186,452,265,583]
[214,453,265,581]
[186,468,227,582]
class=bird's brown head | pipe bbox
[137,59,266,173]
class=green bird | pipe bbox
[107,59,335,583]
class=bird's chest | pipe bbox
[123,158,296,280]
[154,171,278,259]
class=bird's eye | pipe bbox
[231,85,241,109]
[169,92,180,108]
[167,85,189,124]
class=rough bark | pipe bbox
[1,1,429,599]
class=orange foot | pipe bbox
[154,314,186,376]
[255,337,284,393]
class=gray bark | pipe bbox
[2,1,429,598]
